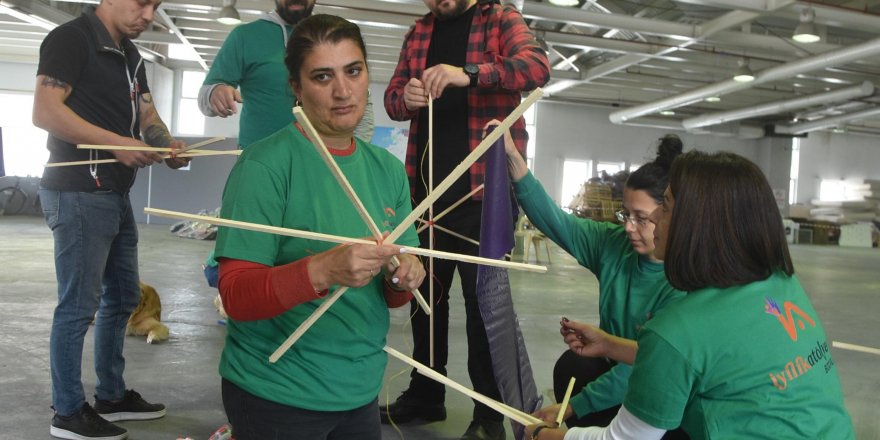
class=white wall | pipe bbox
[533,101,762,205]
[0,61,37,92]
[145,62,174,124]
[797,130,880,203]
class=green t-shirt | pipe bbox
[625,272,855,439]
[204,19,294,148]
[213,123,419,411]
[513,172,685,415]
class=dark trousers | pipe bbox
[408,201,503,422]
[554,351,690,439]
[222,379,381,440]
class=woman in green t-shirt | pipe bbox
[527,151,854,440]
[213,15,425,440]
[491,123,686,437]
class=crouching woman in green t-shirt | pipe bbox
[526,150,855,440]
[212,15,425,440]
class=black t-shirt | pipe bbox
[37,9,150,194]
[414,5,476,206]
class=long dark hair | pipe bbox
[284,14,368,86]
[626,134,683,203]
[664,150,794,291]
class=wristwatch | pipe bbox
[464,63,479,87]
[532,424,548,440]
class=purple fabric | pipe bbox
[477,135,542,440]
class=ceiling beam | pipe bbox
[610,36,880,123]
[682,81,875,129]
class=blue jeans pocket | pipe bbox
[39,189,60,229]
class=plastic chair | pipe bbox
[516,215,551,264]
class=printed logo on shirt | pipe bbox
[382,207,396,229]
[768,339,833,391]
[764,296,833,391]
[764,296,815,342]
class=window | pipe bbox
[596,161,624,179]
[819,179,865,202]
[819,180,847,201]
[176,70,206,136]
[629,163,642,172]
[789,139,800,205]
[524,104,536,172]
[0,92,48,177]
[561,159,591,210]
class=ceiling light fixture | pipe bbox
[705,96,721,103]
[793,7,820,44]
[733,58,755,83]
[548,0,579,6]
[217,0,240,25]
[659,110,675,116]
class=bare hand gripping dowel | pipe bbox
[47,137,229,167]
[291,106,431,315]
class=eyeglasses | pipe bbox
[615,210,651,227]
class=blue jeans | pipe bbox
[222,379,381,440]
[40,189,140,416]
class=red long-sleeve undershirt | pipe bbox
[218,258,414,321]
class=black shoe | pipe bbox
[461,420,505,440]
[379,391,446,424]
[50,403,128,440]
[93,390,166,422]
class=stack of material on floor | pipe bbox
[839,223,879,248]
[809,199,877,223]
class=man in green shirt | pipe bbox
[197,0,373,148]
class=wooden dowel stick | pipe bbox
[384,345,542,426]
[78,136,224,153]
[292,107,430,314]
[45,150,240,167]
[557,377,576,426]
[45,158,120,167]
[385,88,542,245]
[268,287,348,363]
[417,219,480,246]
[416,220,514,260]
[416,184,484,234]
[174,136,226,154]
[144,208,546,272]
[428,93,435,367]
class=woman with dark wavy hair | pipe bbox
[493,123,688,438]
[527,151,854,440]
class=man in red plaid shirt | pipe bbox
[382,1,549,439]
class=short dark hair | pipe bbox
[626,134,683,203]
[284,14,368,86]
[664,150,794,291]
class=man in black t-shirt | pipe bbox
[33,1,188,439]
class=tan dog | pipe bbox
[126,282,170,344]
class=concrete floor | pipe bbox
[1,215,878,440]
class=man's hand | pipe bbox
[164,139,191,169]
[111,138,163,168]
[420,64,469,100]
[210,84,243,118]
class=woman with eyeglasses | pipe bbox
[525,151,854,440]
[490,122,688,437]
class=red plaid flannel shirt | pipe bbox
[384,0,550,200]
